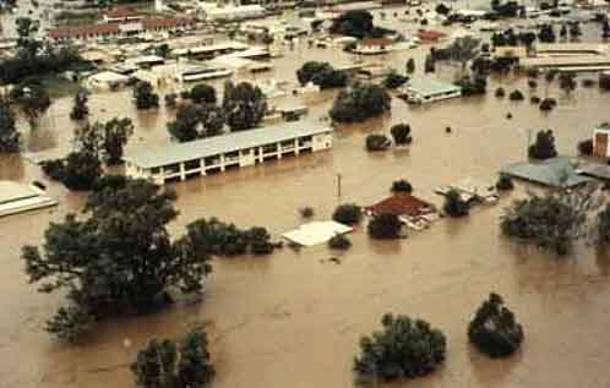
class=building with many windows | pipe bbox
[124,123,333,184]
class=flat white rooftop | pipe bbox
[0,181,58,218]
[124,122,333,169]
[281,221,353,247]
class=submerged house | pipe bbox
[365,193,437,230]
[124,122,333,185]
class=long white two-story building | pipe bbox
[124,123,333,185]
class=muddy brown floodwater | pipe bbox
[2,16,610,388]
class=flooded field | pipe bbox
[2,15,610,388]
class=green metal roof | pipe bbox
[124,122,333,169]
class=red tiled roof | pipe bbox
[366,193,435,217]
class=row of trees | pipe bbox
[41,118,134,190]
[132,328,215,388]
[354,293,523,380]
[168,81,267,142]
[0,17,84,84]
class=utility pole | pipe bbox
[337,173,342,199]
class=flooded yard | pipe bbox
[1,17,610,388]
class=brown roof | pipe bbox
[417,29,446,41]
[366,193,435,217]
[49,23,119,39]
[104,5,141,19]
[360,37,393,47]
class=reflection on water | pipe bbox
[1,18,610,388]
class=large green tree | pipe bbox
[329,82,391,123]
[222,81,267,132]
[133,81,160,110]
[501,191,592,255]
[354,314,446,379]
[296,61,348,89]
[22,176,212,340]
[168,104,224,142]
[468,293,524,358]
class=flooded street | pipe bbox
[2,15,610,388]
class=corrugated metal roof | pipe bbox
[501,157,592,188]
[124,122,333,168]
[407,77,461,97]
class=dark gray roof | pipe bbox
[501,157,592,188]
[124,122,333,168]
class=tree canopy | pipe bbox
[168,104,224,142]
[501,192,592,255]
[131,328,215,388]
[133,81,160,110]
[330,82,391,123]
[332,203,362,225]
[222,81,267,131]
[69,88,89,121]
[186,218,275,257]
[0,98,19,153]
[296,61,348,89]
[22,176,212,340]
[354,314,446,379]
[468,293,524,358]
[390,124,412,145]
[329,10,389,39]
[528,129,557,160]
[367,213,403,239]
